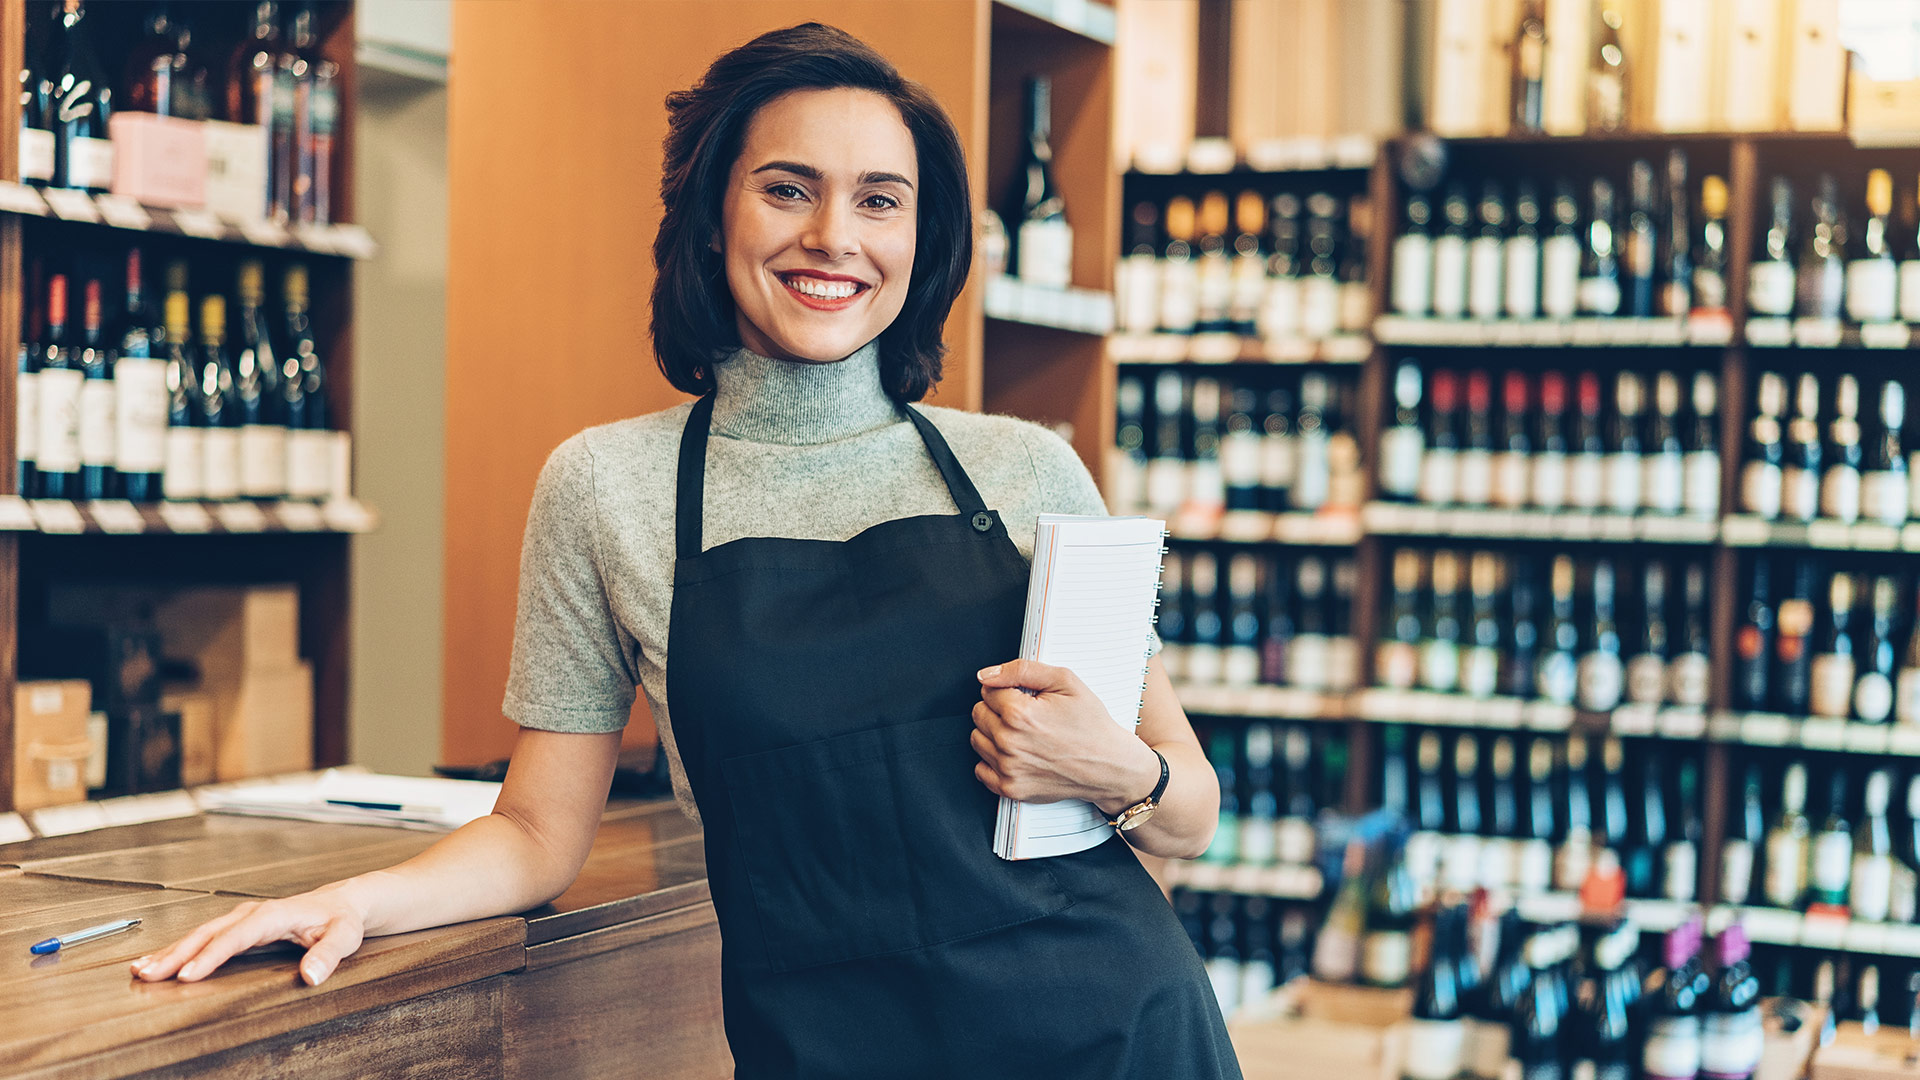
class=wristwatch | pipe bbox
[1106,749,1169,832]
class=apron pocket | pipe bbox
[721,712,1072,973]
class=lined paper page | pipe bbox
[997,515,1166,860]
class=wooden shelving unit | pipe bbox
[0,0,370,812]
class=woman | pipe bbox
[131,23,1238,1079]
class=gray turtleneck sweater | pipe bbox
[502,343,1121,824]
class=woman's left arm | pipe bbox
[971,654,1218,861]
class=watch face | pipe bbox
[1117,803,1155,831]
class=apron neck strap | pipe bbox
[675,395,990,561]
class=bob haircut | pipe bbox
[652,23,973,404]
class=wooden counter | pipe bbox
[0,798,731,1079]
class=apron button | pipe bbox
[971,511,993,533]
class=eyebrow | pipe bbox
[751,161,915,189]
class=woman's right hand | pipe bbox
[128,880,370,986]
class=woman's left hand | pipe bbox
[970,659,1162,814]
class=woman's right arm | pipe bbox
[130,726,626,986]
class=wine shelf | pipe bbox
[0,181,377,259]
[1166,511,1363,546]
[982,275,1115,335]
[1706,712,1920,755]
[0,497,379,536]
[1108,332,1370,366]
[1164,858,1325,901]
[1129,134,1378,177]
[1372,314,1734,348]
[1720,516,1920,551]
[1360,503,1719,544]
[1744,317,1917,351]
[992,0,1117,45]
[1168,682,1351,723]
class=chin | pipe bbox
[764,330,874,364]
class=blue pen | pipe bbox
[30,918,141,955]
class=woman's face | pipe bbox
[721,87,919,365]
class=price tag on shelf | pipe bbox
[1226,863,1263,896]
[1793,318,1844,348]
[215,502,269,533]
[0,811,32,845]
[1852,523,1900,549]
[1708,712,1743,741]
[0,496,34,530]
[41,187,100,222]
[97,790,199,827]
[238,218,292,247]
[291,223,337,253]
[1611,704,1658,736]
[1745,318,1793,347]
[1799,913,1849,949]
[1845,921,1891,954]
[0,180,48,215]
[171,208,225,238]
[29,500,86,533]
[93,194,152,230]
[157,501,213,533]
[1885,923,1920,957]
[86,500,146,534]
[1890,726,1920,756]
[1800,717,1848,750]
[272,501,326,532]
[1846,724,1892,753]
[28,800,110,837]
[1740,713,1794,745]
[1720,516,1770,546]
[1859,322,1912,350]
[1807,520,1852,548]
[1686,314,1734,346]
[1525,703,1575,731]
[1736,906,1803,945]
[1657,710,1706,738]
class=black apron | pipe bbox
[666,393,1244,1080]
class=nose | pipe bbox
[800,199,858,261]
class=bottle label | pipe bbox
[1467,236,1505,319]
[1016,218,1073,289]
[1457,449,1494,505]
[1820,465,1861,523]
[1276,817,1316,866]
[1256,275,1299,340]
[1430,236,1469,318]
[1856,671,1894,724]
[1896,668,1920,725]
[1493,451,1530,508]
[1185,643,1222,686]
[1145,458,1186,515]
[1196,255,1234,326]
[201,427,241,500]
[1300,277,1341,340]
[18,127,54,184]
[1379,426,1425,499]
[1669,652,1711,708]
[1643,1016,1703,1080]
[1568,453,1605,510]
[1540,235,1581,319]
[77,379,115,467]
[1852,853,1893,922]
[1577,650,1624,712]
[1115,255,1160,334]
[1530,450,1567,510]
[1605,451,1642,513]
[1700,1009,1765,1080]
[112,358,168,473]
[1538,651,1578,705]
[1781,465,1818,521]
[1359,929,1411,986]
[1293,435,1331,510]
[1402,1018,1466,1080]
[1229,254,1266,329]
[1721,839,1754,904]
[1504,235,1541,319]
[1159,261,1199,333]
[1339,281,1372,334]
[1478,837,1515,890]
[1899,260,1920,323]
[1741,461,1783,518]
[1749,260,1796,316]
[1237,958,1277,1016]
[1261,432,1297,494]
[1809,653,1857,718]
[163,427,205,500]
[240,424,290,497]
[1644,451,1683,514]
[35,367,82,473]
[1846,259,1899,324]
[1626,653,1668,705]
[16,369,37,459]
[1442,833,1482,891]
[1421,639,1460,693]
[66,136,115,191]
[1811,829,1852,895]
[1892,863,1919,923]
[1238,817,1277,866]
[1764,832,1805,907]
[1327,635,1359,692]
[1419,448,1458,506]
[1377,640,1420,690]
[1391,234,1434,317]
[1861,469,1907,526]
[1463,644,1500,698]
[1555,832,1592,891]
[1578,275,1621,316]
[1664,841,1698,901]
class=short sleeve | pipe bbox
[502,434,639,733]
[1018,424,1164,660]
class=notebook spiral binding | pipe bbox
[1136,527,1171,718]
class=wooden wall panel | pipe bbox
[443,2,988,765]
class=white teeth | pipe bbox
[785,276,860,299]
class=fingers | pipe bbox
[969,726,1003,772]
[295,921,366,987]
[974,760,1006,798]
[131,902,259,982]
[129,896,363,986]
[976,658,1078,694]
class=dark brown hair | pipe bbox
[652,23,972,403]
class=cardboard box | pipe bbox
[153,585,300,684]
[209,662,314,781]
[162,685,218,787]
[1810,1017,1917,1080]
[203,120,268,222]
[1764,998,1827,1080]
[13,680,92,811]
[1849,72,1920,143]
[108,112,206,209]
[1230,1014,1405,1080]
[1296,978,1415,1027]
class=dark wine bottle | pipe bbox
[1856,576,1899,724]
[290,2,340,226]
[282,263,331,500]
[1772,560,1817,714]
[1665,757,1701,903]
[1750,177,1796,318]
[1626,752,1668,898]
[1698,926,1762,1080]
[1808,571,1857,720]
[1532,372,1570,510]
[1624,159,1658,317]
[1577,559,1625,713]
[17,3,55,186]
[1467,182,1508,321]
[50,0,114,193]
[35,272,79,499]
[1743,372,1787,519]
[1721,762,1763,905]
[1537,555,1580,705]
[1848,169,1899,324]
[1626,560,1671,707]
[1735,559,1774,711]
[1693,175,1730,317]
[1506,180,1543,320]
[1379,549,1424,690]
[1579,177,1622,317]
[1555,735,1593,892]
[1401,905,1466,1080]
[1662,149,1692,318]
[114,247,166,502]
[1362,838,1418,989]
[74,276,114,500]
[1863,381,1908,526]
[1604,372,1645,514]
[1822,375,1864,524]
[1503,558,1541,700]
[1433,185,1472,320]
[1541,179,1582,320]
[195,294,239,501]
[1641,922,1705,1080]
[1670,561,1711,709]
[1512,930,1568,1080]
[1494,372,1532,509]
[1808,768,1852,908]
[1796,174,1846,320]
[160,264,201,501]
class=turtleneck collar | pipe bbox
[708,341,901,445]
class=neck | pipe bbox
[709,340,898,445]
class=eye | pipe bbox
[767,182,807,201]
[861,193,901,211]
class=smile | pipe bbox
[777,271,871,310]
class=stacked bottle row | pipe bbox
[1738,372,1916,527]
[1378,364,1720,518]
[16,240,338,503]
[1196,721,1348,876]
[1389,152,1726,325]
[1730,557,1920,724]
[1720,755,1920,922]
[1109,369,1364,522]
[1159,548,1359,693]
[1113,187,1371,339]
[1176,890,1319,1023]
[1747,170,1920,327]
[1377,549,1710,714]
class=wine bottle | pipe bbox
[1257,552,1288,687]
[1902,173,1920,323]
[1858,965,1881,1035]
[1572,921,1638,1080]
[1300,193,1342,339]
[1669,561,1711,709]
[1201,726,1240,866]
[17,268,41,495]
[281,264,331,501]
[18,6,55,187]
[1797,174,1846,320]
[1683,372,1721,518]
[50,0,113,193]
[1627,751,1668,898]
[1898,585,1920,726]
[1532,372,1570,510]
[234,259,287,501]
[1229,191,1268,336]
[1665,757,1701,902]
[1555,734,1593,891]
[1204,893,1242,1016]
[1381,725,1411,819]
[1856,576,1898,724]
[290,1,339,225]
[1493,372,1532,509]
[113,248,165,502]
[1808,571,1857,720]
[1467,182,1507,321]
[1809,768,1852,908]
[196,294,239,502]
[1742,372,1787,519]
[1599,737,1629,860]
[1892,777,1920,923]
[1110,374,1147,514]
[1642,371,1685,514]
[1222,552,1262,688]
[1433,185,1472,320]
[1380,549,1424,690]
[1505,557,1542,699]
[1458,371,1495,507]
[1863,382,1908,527]
[1513,930,1568,1080]
[1381,363,1425,501]
[1821,375,1863,524]
[1185,551,1223,686]
[123,3,184,116]
[1238,896,1278,1011]
[1463,909,1528,1079]
[1721,763,1763,905]
[1291,555,1330,691]
[1579,177,1622,316]
[1852,769,1895,922]
[1422,551,1464,694]
[1194,191,1233,334]
[1293,373,1332,511]
[1626,560,1670,706]
[1518,739,1555,893]
[1625,159,1659,318]
[1570,372,1606,511]
[1693,175,1730,318]
[1402,905,1466,1080]
[34,272,79,499]
[1115,202,1161,335]
[1420,370,1461,506]
[1782,374,1823,523]
[1698,926,1763,1080]
[1312,839,1368,983]
[1409,732,1447,899]
[1542,179,1583,320]
[1578,560,1626,712]
[1763,762,1811,909]
[227,0,294,224]
[1159,196,1199,334]
[1538,555,1580,705]
[1239,723,1278,865]
[1774,560,1818,715]
[1443,734,1484,894]
[1603,372,1645,513]
[1260,385,1295,514]
[160,265,201,501]
[1735,560,1774,711]
[1506,180,1543,320]
[1340,197,1376,333]
[74,276,114,501]
[1258,193,1301,340]
[1362,839,1418,988]
[1277,726,1316,866]
[1663,150,1692,318]
[1587,0,1629,131]
[1751,178,1797,318]
[1642,923,1704,1080]
[1483,735,1520,890]
[1848,169,1899,324]
[1186,377,1226,521]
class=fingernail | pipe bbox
[977,665,1000,679]
[302,962,320,984]
[180,962,202,979]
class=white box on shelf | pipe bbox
[202,120,268,223]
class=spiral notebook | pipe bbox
[994,514,1168,860]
